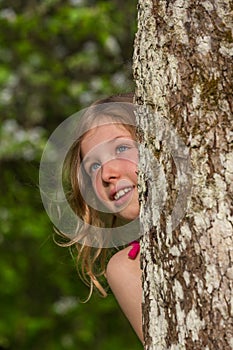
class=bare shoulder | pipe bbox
[106,246,130,269]
[106,246,143,343]
[106,246,141,280]
[105,245,142,295]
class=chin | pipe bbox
[117,210,139,222]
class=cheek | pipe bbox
[91,173,105,199]
[125,161,138,182]
[129,150,138,175]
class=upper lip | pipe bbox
[109,185,134,200]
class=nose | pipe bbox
[101,159,120,183]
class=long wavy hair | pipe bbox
[61,92,136,299]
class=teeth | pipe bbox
[114,187,132,200]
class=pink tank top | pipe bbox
[128,241,140,259]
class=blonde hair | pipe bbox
[61,93,136,299]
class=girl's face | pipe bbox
[80,122,139,220]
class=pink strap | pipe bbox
[128,241,140,259]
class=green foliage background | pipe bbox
[0,0,142,349]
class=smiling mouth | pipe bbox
[113,186,133,201]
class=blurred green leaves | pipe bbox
[0,0,142,349]
[0,119,46,160]
[0,0,136,128]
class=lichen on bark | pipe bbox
[133,0,233,349]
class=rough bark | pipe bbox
[133,1,233,349]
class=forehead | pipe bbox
[80,123,132,158]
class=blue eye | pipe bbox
[116,145,129,154]
[90,162,101,173]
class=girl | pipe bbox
[63,93,143,342]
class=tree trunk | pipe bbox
[133,1,233,349]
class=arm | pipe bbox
[105,246,143,343]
